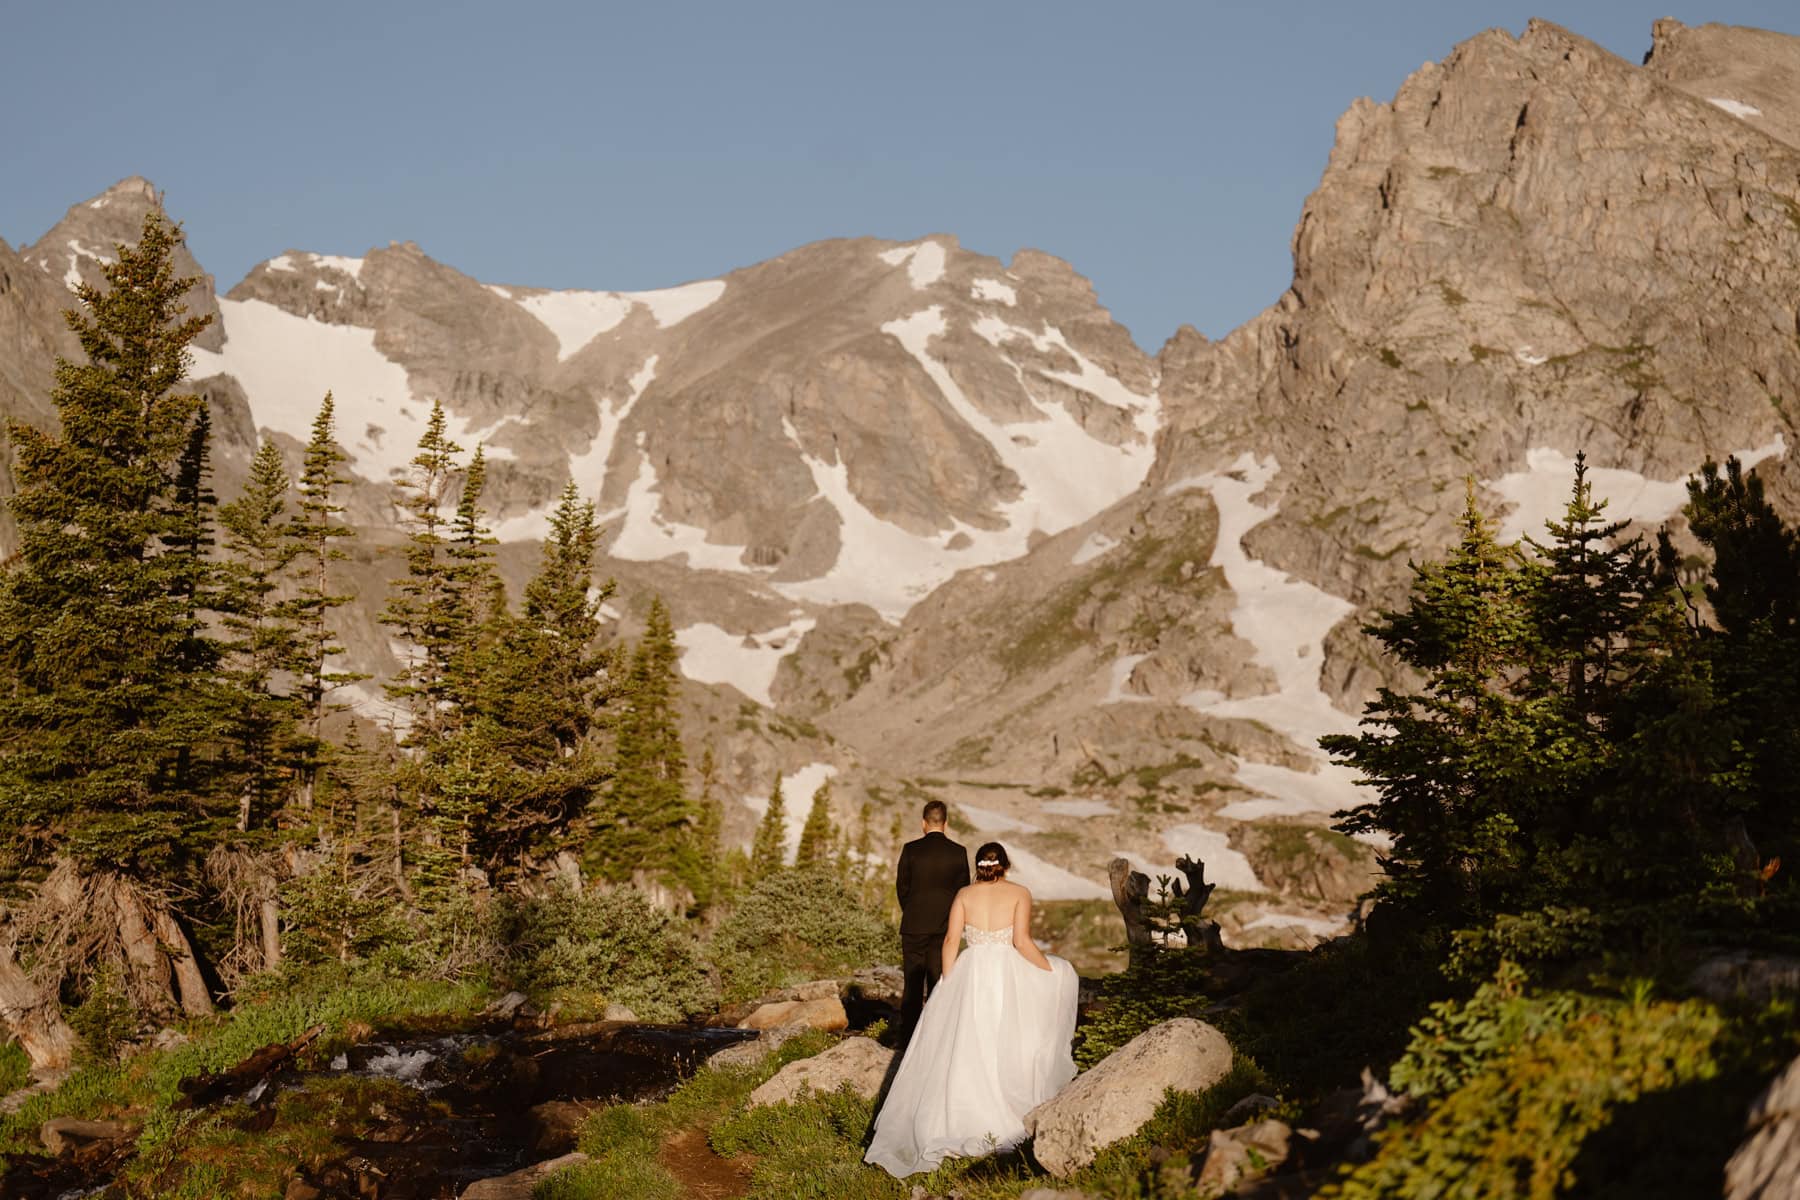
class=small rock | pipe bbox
[1195,1118,1294,1195]
[488,991,530,1019]
[602,1003,638,1022]
[747,1036,893,1108]
[459,1151,588,1199]
[40,1116,135,1154]
[151,1027,190,1051]
[708,1022,811,1069]
[846,966,904,1004]
[1726,1052,1800,1199]
[1025,1018,1234,1177]
[528,1100,596,1154]
[739,994,847,1033]
[284,1179,323,1200]
[1691,951,1800,1007]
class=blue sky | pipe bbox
[4,2,1797,349]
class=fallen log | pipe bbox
[175,1023,325,1108]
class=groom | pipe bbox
[894,799,969,1045]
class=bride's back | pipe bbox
[960,879,1029,930]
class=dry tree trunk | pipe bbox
[0,952,76,1073]
[1108,857,1156,972]
[148,905,214,1017]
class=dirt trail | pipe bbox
[660,1126,752,1199]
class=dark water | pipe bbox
[2,1021,757,1200]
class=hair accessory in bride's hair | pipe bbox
[976,856,1000,866]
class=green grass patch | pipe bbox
[0,1042,30,1097]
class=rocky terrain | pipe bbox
[7,17,1800,942]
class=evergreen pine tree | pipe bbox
[795,779,835,869]
[687,745,725,907]
[589,597,693,885]
[287,394,360,812]
[381,401,466,739]
[0,211,228,871]
[217,440,302,831]
[749,774,788,881]
[1324,487,1542,920]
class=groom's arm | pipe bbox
[896,844,912,908]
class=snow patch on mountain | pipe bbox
[1002,846,1109,900]
[1166,453,1365,828]
[510,281,725,360]
[630,280,728,327]
[517,290,633,359]
[1040,798,1115,818]
[1072,531,1117,565]
[562,355,658,510]
[1486,437,1788,544]
[609,432,767,573]
[59,239,115,290]
[1160,824,1264,892]
[971,277,1016,305]
[189,298,498,483]
[675,617,815,707]
[878,241,946,289]
[1103,654,1153,704]
[1709,96,1762,118]
[960,803,1043,835]
[886,306,1154,534]
[741,762,838,858]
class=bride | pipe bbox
[865,841,1079,1177]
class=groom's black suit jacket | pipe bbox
[896,830,970,939]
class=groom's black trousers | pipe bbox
[898,932,944,1044]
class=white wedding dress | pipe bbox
[865,922,1079,1177]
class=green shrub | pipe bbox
[500,885,712,1021]
[710,1083,897,1199]
[1073,948,1211,1068]
[1325,996,1726,1199]
[0,1040,30,1096]
[67,964,137,1064]
[1388,961,1591,1100]
[709,869,897,1002]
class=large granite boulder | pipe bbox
[1024,1018,1234,1176]
[746,1036,893,1108]
[1727,1053,1800,1199]
[459,1152,588,1199]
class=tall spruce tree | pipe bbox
[795,779,836,869]
[217,440,302,831]
[1324,487,1542,919]
[288,394,359,812]
[589,597,693,885]
[749,774,788,882]
[381,401,466,739]
[0,211,228,871]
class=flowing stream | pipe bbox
[4,1019,757,1199]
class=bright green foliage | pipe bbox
[795,779,835,868]
[748,775,788,883]
[1326,995,1725,1199]
[500,885,711,1021]
[709,868,897,1002]
[1387,961,1591,1099]
[286,393,360,813]
[216,439,302,830]
[67,964,137,1064]
[0,211,229,874]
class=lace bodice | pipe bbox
[964,923,1014,946]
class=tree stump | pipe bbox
[1108,858,1156,971]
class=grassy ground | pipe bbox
[540,1031,1270,1200]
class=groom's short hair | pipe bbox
[921,799,948,827]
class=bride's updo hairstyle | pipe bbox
[974,842,1010,882]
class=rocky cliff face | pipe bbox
[5,18,1799,942]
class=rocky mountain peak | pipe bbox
[1644,17,1800,150]
[22,176,223,350]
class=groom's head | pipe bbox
[921,799,948,833]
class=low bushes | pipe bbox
[708,869,897,1003]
